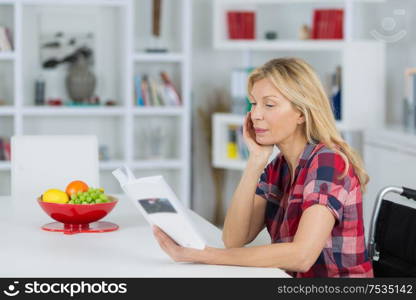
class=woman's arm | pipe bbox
[222,112,273,248]
[153,204,335,273]
[222,158,268,248]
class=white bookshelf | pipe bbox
[0,52,15,60]
[212,0,386,170]
[133,53,184,63]
[0,0,192,207]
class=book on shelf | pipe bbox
[134,72,181,107]
[404,68,416,128]
[161,71,181,106]
[226,125,249,160]
[227,11,256,40]
[149,78,160,106]
[405,68,416,105]
[231,67,253,114]
[0,26,13,52]
[330,66,342,121]
[236,126,249,160]
[134,74,144,106]
[0,137,11,161]
[312,9,344,40]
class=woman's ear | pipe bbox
[297,113,305,125]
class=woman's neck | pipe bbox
[277,134,308,179]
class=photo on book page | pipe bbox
[138,198,177,214]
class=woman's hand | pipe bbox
[152,225,210,263]
[243,112,273,163]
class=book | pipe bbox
[141,75,150,106]
[5,27,13,50]
[3,138,10,160]
[405,68,416,105]
[236,126,249,160]
[0,26,12,51]
[243,12,255,39]
[0,138,5,160]
[312,9,344,39]
[226,125,238,159]
[226,11,255,40]
[160,71,181,106]
[134,74,144,106]
[227,11,239,39]
[149,78,160,106]
[113,167,207,249]
[231,67,253,114]
[331,66,342,120]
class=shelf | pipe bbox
[0,0,15,5]
[99,160,124,171]
[0,160,125,171]
[213,159,247,170]
[0,106,15,115]
[220,0,385,4]
[20,0,128,7]
[215,40,383,51]
[132,159,183,170]
[133,106,184,116]
[0,161,10,170]
[0,52,15,60]
[133,53,184,63]
[21,107,125,116]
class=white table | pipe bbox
[0,195,290,278]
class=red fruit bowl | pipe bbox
[37,196,119,235]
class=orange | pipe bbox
[66,180,89,196]
[43,189,69,204]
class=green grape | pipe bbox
[88,187,94,192]
[99,194,107,201]
[70,194,76,200]
[68,200,74,204]
[86,196,92,202]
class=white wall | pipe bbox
[190,0,416,224]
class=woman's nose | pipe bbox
[251,105,264,120]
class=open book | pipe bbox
[113,166,206,249]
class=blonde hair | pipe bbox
[247,57,369,194]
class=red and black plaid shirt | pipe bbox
[256,142,374,278]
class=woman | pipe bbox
[153,57,374,278]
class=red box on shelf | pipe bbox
[312,9,344,40]
[227,11,256,40]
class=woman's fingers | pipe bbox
[153,226,183,262]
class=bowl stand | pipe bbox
[41,221,119,235]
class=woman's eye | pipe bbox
[250,102,257,106]
[266,104,275,108]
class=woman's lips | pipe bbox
[254,128,268,134]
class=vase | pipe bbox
[66,54,96,103]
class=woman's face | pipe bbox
[249,78,304,145]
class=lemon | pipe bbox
[42,189,69,204]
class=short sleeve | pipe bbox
[255,164,271,200]
[255,155,282,204]
[301,151,350,225]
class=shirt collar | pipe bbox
[298,141,318,168]
[281,141,318,169]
